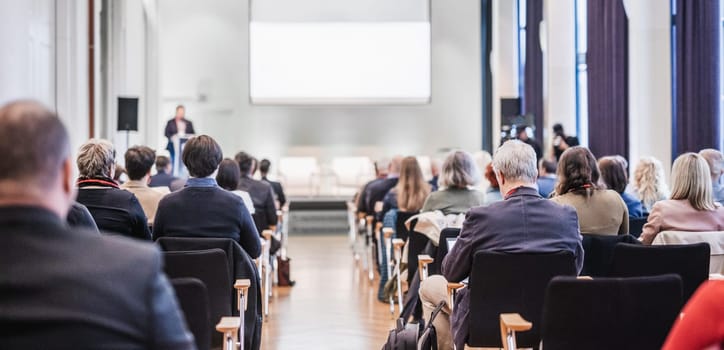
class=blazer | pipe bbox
[164,118,195,140]
[356,178,383,214]
[551,189,629,235]
[366,177,399,219]
[640,199,724,244]
[238,176,277,233]
[442,186,584,349]
[0,206,194,349]
[149,171,179,189]
[153,185,261,258]
[76,187,152,241]
[262,176,287,207]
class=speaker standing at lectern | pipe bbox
[164,105,195,171]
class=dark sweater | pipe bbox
[76,186,151,241]
[153,184,261,258]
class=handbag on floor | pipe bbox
[276,256,295,286]
[417,300,446,350]
[381,318,425,350]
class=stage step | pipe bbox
[287,199,349,235]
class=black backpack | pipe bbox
[382,301,446,350]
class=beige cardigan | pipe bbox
[640,200,724,244]
[551,189,629,235]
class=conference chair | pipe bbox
[610,242,710,303]
[448,251,577,348]
[171,277,211,350]
[580,234,640,277]
[628,216,648,238]
[260,230,274,320]
[405,228,430,287]
[501,275,682,350]
[216,279,252,350]
[156,237,263,350]
[365,214,376,281]
[652,230,724,275]
[394,210,418,242]
[426,227,461,276]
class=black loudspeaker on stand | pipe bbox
[117,97,139,148]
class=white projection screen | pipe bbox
[249,0,431,105]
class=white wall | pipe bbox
[491,0,519,150]
[155,0,482,164]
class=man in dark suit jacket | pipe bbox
[154,135,261,259]
[258,158,286,208]
[235,152,278,234]
[149,155,180,190]
[419,140,584,350]
[164,105,196,170]
[366,156,402,221]
[0,101,194,349]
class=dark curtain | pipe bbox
[524,0,544,142]
[674,0,720,155]
[481,0,494,152]
[587,0,629,159]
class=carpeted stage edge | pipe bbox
[287,197,350,235]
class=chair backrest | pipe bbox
[429,228,461,276]
[156,237,262,350]
[394,211,417,242]
[652,230,724,275]
[581,234,640,277]
[467,250,577,348]
[163,249,231,347]
[541,275,682,350]
[609,242,710,303]
[628,216,648,238]
[171,277,211,350]
[406,229,431,286]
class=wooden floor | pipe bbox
[261,235,395,350]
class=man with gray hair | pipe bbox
[418,140,584,350]
[699,148,724,205]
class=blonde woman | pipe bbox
[632,157,669,214]
[381,156,431,215]
[640,153,724,245]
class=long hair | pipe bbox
[633,157,669,212]
[598,156,628,194]
[555,146,602,197]
[395,156,430,212]
[670,153,717,211]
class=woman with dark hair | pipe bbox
[551,146,629,235]
[598,156,644,217]
[216,158,255,214]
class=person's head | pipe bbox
[430,158,441,177]
[182,135,222,178]
[699,148,724,182]
[439,150,481,189]
[539,159,557,176]
[235,151,254,176]
[0,101,74,218]
[216,158,241,191]
[155,155,172,173]
[259,158,272,176]
[77,139,116,179]
[124,146,156,181]
[113,164,127,184]
[516,125,529,141]
[598,156,628,194]
[491,140,538,193]
[555,146,601,196]
[395,156,430,212]
[175,105,185,119]
[376,158,391,177]
[633,156,669,211]
[484,163,499,189]
[389,155,403,176]
[670,152,717,211]
[553,123,565,137]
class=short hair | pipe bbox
[77,139,116,178]
[155,155,170,171]
[541,159,557,174]
[553,123,564,134]
[555,146,601,196]
[176,105,185,112]
[234,151,254,175]
[439,150,481,189]
[124,146,156,180]
[699,149,724,178]
[182,135,222,178]
[598,156,629,194]
[0,101,70,188]
[216,158,241,191]
[670,152,717,211]
[259,159,271,174]
[484,163,499,189]
[492,140,538,183]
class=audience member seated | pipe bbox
[75,139,151,240]
[640,152,724,245]
[598,155,644,217]
[356,159,389,215]
[421,150,485,214]
[381,156,431,218]
[154,136,261,258]
[367,156,403,221]
[0,101,194,349]
[632,156,669,214]
[552,123,580,161]
[259,158,286,209]
[121,146,166,225]
[483,163,502,204]
[662,280,724,350]
[66,201,99,233]
[216,158,255,214]
[149,155,183,191]
[699,148,724,205]
[235,151,277,234]
[418,140,584,350]
[113,163,127,185]
[537,159,557,198]
[515,125,543,161]
[551,146,629,235]
[429,158,441,192]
